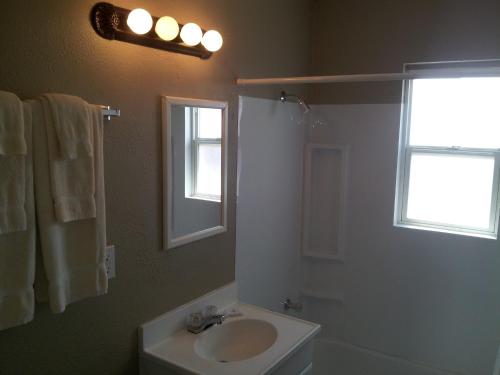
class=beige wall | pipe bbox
[0,1,310,373]
[309,0,500,104]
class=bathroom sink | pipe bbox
[194,319,278,362]
[140,284,320,375]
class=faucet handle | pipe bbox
[204,305,218,317]
[187,312,203,329]
[282,298,303,312]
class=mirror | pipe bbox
[162,96,228,249]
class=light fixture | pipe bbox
[155,16,179,41]
[126,8,153,35]
[202,30,223,52]
[90,3,223,59]
[180,23,203,46]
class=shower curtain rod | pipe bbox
[236,66,500,86]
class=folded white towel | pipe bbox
[0,91,26,155]
[0,101,35,331]
[0,92,27,234]
[42,94,92,159]
[40,95,96,222]
[32,99,107,313]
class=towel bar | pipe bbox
[100,105,120,121]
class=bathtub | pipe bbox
[312,338,460,375]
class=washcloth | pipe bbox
[42,94,92,159]
[0,91,26,155]
[0,101,35,331]
[32,99,107,313]
[40,95,96,222]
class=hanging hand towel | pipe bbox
[40,95,96,222]
[42,93,92,159]
[0,91,26,155]
[32,99,107,313]
[0,92,27,233]
[0,101,36,330]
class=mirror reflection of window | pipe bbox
[185,107,222,202]
[163,97,227,249]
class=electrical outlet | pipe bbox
[105,245,116,279]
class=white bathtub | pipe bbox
[312,338,459,375]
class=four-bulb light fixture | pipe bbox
[90,2,223,59]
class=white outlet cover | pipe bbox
[105,245,116,279]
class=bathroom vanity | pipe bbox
[139,283,320,375]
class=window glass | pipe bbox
[197,108,222,139]
[409,77,500,149]
[196,143,221,198]
[406,153,494,230]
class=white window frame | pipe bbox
[188,107,222,202]
[394,61,500,239]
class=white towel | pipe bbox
[42,94,92,159]
[0,102,35,330]
[0,91,27,233]
[40,95,96,222]
[0,154,26,234]
[0,91,26,155]
[32,99,107,313]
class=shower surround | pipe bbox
[236,97,500,375]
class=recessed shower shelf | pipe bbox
[302,252,345,263]
[301,144,349,261]
[300,288,344,303]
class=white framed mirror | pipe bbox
[162,96,228,249]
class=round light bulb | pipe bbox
[127,8,153,35]
[155,16,179,41]
[201,30,223,52]
[180,23,202,46]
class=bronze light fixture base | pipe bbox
[90,2,213,60]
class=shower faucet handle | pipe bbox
[282,298,303,312]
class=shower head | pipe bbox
[279,91,287,103]
[280,91,311,113]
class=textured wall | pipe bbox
[0,1,310,374]
[309,0,500,104]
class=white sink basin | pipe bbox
[194,319,278,362]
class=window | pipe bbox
[395,63,500,238]
[185,107,222,201]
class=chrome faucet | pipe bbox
[282,298,302,312]
[187,305,225,334]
